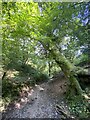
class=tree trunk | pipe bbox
[48,61,53,77]
[39,40,83,95]
[2,71,7,80]
[50,49,83,96]
[48,61,51,77]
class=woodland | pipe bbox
[1,2,90,120]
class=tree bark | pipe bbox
[39,40,83,95]
[50,49,83,95]
[2,71,7,80]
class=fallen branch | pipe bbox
[56,104,75,119]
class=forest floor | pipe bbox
[2,76,70,119]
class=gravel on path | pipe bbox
[2,79,68,119]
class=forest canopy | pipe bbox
[1,2,90,119]
[1,2,90,95]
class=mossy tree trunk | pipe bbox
[50,49,83,96]
[39,40,83,96]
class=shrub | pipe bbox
[67,95,89,119]
[18,64,49,84]
[2,79,20,99]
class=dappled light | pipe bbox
[1,2,90,120]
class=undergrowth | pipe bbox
[67,95,90,119]
[2,64,49,111]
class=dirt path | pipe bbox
[2,78,69,119]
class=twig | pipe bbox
[56,104,75,119]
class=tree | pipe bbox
[2,2,89,95]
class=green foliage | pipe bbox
[2,2,89,111]
[2,63,49,107]
[2,78,20,101]
[17,64,49,83]
[2,2,89,74]
[2,77,28,110]
[34,73,49,83]
[68,96,89,118]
